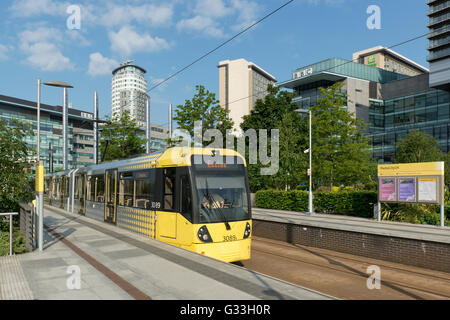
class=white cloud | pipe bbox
[177,0,263,37]
[88,52,118,76]
[83,3,174,28]
[108,26,170,57]
[9,0,68,17]
[18,27,74,71]
[0,45,13,61]
[177,15,225,38]
[230,0,261,31]
[194,0,232,18]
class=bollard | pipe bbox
[35,160,44,251]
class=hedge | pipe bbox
[255,189,378,218]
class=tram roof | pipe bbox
[46,147,245,177]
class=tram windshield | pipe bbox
[195,171,250,224]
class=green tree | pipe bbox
[273,111,308,190]
[172,85,234,147]
[99,110,147,162]
[240,85,308,191]
[241,84,296,133]
[395,130,443,163]
[311,82,375,190]
[0,119,33,213]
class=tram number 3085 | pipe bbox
[223,235,237,242]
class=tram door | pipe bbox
[60,177,65,209]
[105,169,118,224]
[78,174,87,215]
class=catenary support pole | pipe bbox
[146,96,151,153]
[94,91,98,164]
[169,103,173,139]
[63,88,68,171]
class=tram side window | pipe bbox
[86,176,92,201]
[180,175,192,221]
[119,178,134,207]
[163,168,176,210]
[135,180,150,209]
[96,175,105,202]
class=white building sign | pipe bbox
[293,68,313,79]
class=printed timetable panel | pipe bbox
[397,178,416,202]
[418,177,439,204]
[379,178,396,202]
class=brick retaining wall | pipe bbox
[253,219,450,273]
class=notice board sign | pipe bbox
[418,178,438,203]
[377,162,444,205]
[398,178,416,202]
[379,178,396,202]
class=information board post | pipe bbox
[377,162,445,228]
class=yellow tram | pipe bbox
[44,147,252,263]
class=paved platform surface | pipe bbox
[0,205,334,300]
[0,256,34,300]
[253,208,450,244]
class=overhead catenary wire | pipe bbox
[147,0,295,93]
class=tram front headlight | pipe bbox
[243,222,251,239]
[198,225,213,243]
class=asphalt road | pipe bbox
[240,236,450,300]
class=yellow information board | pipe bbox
[378,162,444,177]
[377,162,444,205]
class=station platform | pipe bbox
[252,208,450,273]
[253,208,450,244]
[0,205,334,300]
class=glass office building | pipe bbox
[278,56,450,164]
[0,94,95,172]
[369,73,450,163]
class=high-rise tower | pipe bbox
[111,60,147,126]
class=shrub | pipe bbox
[0,231,28,256]
[255,189,377,218]
[255,189,308,211]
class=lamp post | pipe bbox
[295,108,313,214]
[35,79,73,252]
[42,80,74,171]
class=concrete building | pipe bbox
[427,0,450,89]
[218,58,276,132]
[0,94,95,172]
[148,123,169,151]
[353,46,429,76]
[111,61,148,127]
[278,57,407,128]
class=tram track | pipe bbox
[241,236,450,300]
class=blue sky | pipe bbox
[0,0,429,127]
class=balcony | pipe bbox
[428,24,450,38]
[427,45,450,61]
[427,11,450,27]
[427,0,450,16]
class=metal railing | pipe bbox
[19,203,36,252]
[0,212,18,256]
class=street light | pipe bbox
[295,108,313,214]
[35,79,73,252]
[42,80,74,171]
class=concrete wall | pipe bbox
[381,73,430,100]
[430,58,450,89]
